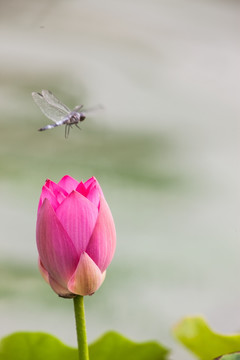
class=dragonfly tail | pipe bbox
[38,124,59,131]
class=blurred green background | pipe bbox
[0,1,239,359]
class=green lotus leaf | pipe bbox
[0,331,169,360]
[173,316,240,360]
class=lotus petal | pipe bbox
[68,252,106,296]
[36,199,79,288]
[58,175,79,194]
[86,196,116,272]
[56,191,98,255]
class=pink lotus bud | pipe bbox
[36,175,116,297]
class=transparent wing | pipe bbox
[82,104,104,115]
[32,91,69,123]
[73,105,83,112]
[41,90,71,113]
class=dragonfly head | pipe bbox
[80,113,86,122]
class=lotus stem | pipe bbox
[73,295,89,360]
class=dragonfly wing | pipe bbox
[32,92,69,122]
[83,104,104,115]
[42,90,71,112]
[73,105,83,112]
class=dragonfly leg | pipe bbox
[65,124,68,138]
[67,124,72,138]
[75,124,81,130]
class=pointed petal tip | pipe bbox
[67,252,105,296]
[58,175,79,193]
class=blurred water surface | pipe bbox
[0,1,239,359]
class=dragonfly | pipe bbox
[32,90,98,137]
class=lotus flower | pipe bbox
[36,175,116,297]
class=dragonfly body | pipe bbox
[32,90,87,137]
[38,111,86,131]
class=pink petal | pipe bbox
[85,177,104,198]
[85,184,101,208]
[36,199,79,288]
[86,196,116,272]
[84,176,96,188]
[38,259,73,297]
[58,175,79,194]
[76,183,101,208]
[56,191,98,255]
[38,185,59,214]
[45,179,68,204]
[38,258,50,284]
[76,177,102,207]
[75,181,88,196]
[48,275,74,298]
[67,252,106,296]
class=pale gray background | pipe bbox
[0,1,239,359]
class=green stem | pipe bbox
[73,295,89,360]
